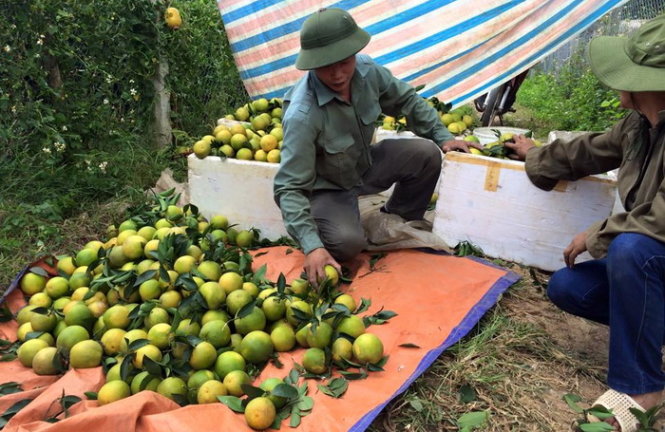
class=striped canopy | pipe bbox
[218,0,628,107]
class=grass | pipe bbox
[369,270,607,431]
[0,197,136,289]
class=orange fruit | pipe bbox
[302,347,327,374]
[244,397,276,430]
[197,379,227,404]
[352,333,384,364]
[214,350,246,379]
[156,376,187,402]
[97,380,131,405]
[223,370,250,397]
[238,330,273,364]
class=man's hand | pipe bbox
[304,248,341,289]
[563,232,588,268]
[503,135,535,161]
[441,139,483,153]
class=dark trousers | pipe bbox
[548,233,665,394]
[310,138,442,261]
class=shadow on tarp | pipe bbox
[0,246,519,432]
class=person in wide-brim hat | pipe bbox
[504,14,665,432]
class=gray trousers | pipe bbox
[310,138,442,261]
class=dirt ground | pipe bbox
[506,265,609,424]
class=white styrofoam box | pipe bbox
[546,130,625,216]
[216,118,250,128]
[473,126,530,145]
[187,154,288,240]
[433,152,617,271]
[547,130,591,144]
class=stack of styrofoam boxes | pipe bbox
[432,152,617,271]
[188,127,418,239]
[188,154,288,240]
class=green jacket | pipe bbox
[525,110,665,258]
[274,54,452,254]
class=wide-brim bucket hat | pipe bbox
[295,8,371,70]
[588,13,665,92]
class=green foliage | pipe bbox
[0,0,247,286]
[516,58,626,132]
[163,0,248,142]
[1,0,163,215]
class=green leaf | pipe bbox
[289,410,301,428]
[135,270,157,286]
[142,356,162,377]
[587,406,615,420]
[241,384,266,400]
[218,395,244,413]
[409,398,424,412]
[271,383,299,401]
[1,398,33,417]
[579,422,615,432]
[297,396,314,412]
[354,298,371,314]
[368,254,385,271]
[128,338,150,352]
[563,393,585,414]
[236,301,256,319]
[457,411,489,430]
[459,384,476,404]
[317,377,348,398]
[398,343,420,349]
[0,382,22,396]
[120,354,134,382]
[252,264,268,284]
[84,392,97,400]
[339,370,367,380]
[628,407,649,426]
[61,395,81,410]
[285,368,300,386]
[29,267,49,277]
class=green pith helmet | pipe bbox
[589,14,665,91]
[295,8,371,70]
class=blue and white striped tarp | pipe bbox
[218,0,629,106]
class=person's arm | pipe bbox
[586,179,665,258]
[521,118,627,190]
[371,61,456,146]
[273,107,342,285]
[273,110,323,255]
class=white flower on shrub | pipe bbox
[42,147,52,154]
[62,126,68,131]
[54,142,66,152]
[3,45,10,53]
[103,98,109,105]
[130,88,137,96]
[98,161,108,173]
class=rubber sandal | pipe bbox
[588,389,645,432]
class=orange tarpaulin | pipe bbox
[0,247,518,431]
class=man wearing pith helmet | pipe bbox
[505,14,665,432]
[274,8,478,284]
